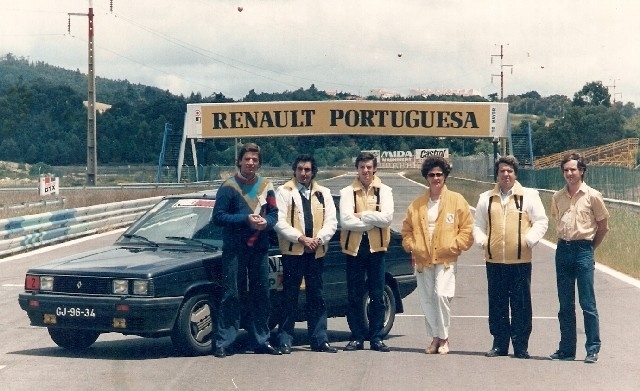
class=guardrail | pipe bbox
[1,198,67,213]
[0,196,162,258]
[0,178,290,258]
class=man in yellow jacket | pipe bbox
[340,152,394,352]
[473,156,548,359]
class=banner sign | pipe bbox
[361,149,449,164]
[185,101,509,139]
[415,148,449,159]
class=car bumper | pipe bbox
[18,292,184,335]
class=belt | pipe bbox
[558,239,592,245]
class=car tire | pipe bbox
[363,283,397,338]
[171,293,214,356]
[48,328,99,351]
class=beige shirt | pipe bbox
[551,182,609,241]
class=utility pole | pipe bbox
[69,1,97,186]
[490,44,513,102]
[606,79,622,104]
[490,44,513,178]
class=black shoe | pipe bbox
[312,341,338,353]
[280,344,292,354]
[255,343,282,355]
[485,347,508,357]
[513,351,530,359]
[344,340,364,351]
[213,346,227,358]
[370,340,390,352]
[549,350,575,361]
[584,353,598,364]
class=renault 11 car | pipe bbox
[18,192,416,356]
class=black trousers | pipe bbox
[486,262,532,354]
[277,253,328,348]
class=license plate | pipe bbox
[56,306,96,318]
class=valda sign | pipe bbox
[185,101,508,139]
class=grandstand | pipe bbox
[533,138,639,169]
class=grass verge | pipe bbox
[404,171,640,280]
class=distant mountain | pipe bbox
[0,53,194,166]
[0,53,171,105]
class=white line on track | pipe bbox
[397,314,556,319]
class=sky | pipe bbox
[1,0,639,105]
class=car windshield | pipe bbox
[117,198,222,249]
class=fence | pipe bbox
[453,155,640,202]
[0,196,162,258]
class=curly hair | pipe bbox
[421,156,451,179]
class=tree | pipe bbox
[573,81,611,107]
[533,105,626,156]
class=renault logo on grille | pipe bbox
[77,281,83,289]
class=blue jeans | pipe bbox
[216,245,271,349]
[346,238,386,343]
[555,240,600,355]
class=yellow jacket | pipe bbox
[401,186,474,271]
[473,181,549,264]
[339,176,393,256]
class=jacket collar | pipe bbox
[490,180,524,197]
[351,175,382,192]
[427,184,449,199]
[284,178,319,192]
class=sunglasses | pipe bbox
[427,172,444,178]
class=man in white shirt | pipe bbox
[473,155,548,359]
[274,154,338,354]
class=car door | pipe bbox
[322,195,348,317]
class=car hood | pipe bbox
[26,245,221,278]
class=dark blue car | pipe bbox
[19,193,416,355]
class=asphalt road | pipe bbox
[1,173,638,391]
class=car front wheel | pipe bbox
[48,328,99,351]
[363,283,397,338]
[171,293,214,356]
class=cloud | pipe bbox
[1,0,638,104]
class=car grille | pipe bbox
[53,276,112,295]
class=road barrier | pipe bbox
[0,196,162,258]
[0,177,287,258]
[1,198,67,213]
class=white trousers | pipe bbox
[415,263,457,340]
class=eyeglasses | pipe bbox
[427,172,444,178]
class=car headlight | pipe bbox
[133,280,149,295]
[112,279,129,294]
[40,276,54,291]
